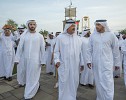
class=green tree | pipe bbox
[119,28,126,35]
[7,19,18,32]
[20,24,27,29]
[39,29,48,39]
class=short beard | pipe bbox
[97,29,105,33]
[29,28,36,33]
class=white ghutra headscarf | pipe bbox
[94,20,110,33]
[63,19,77,35]
[82,29,90,37]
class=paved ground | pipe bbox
[0,66,126,100]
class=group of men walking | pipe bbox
[0,19,126,100]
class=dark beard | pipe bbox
[29,27,35,31]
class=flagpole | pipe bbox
[70,0,72,8]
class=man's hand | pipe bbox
[87,63,92,69]
[115,66,120,70]
[15,62,19,66]
[80,66,84,71]
[55,62,60,68]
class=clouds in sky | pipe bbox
[0,0,126,33]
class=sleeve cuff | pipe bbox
[14,57,19,63]
[54,59,60,65]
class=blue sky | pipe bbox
[0,0,126,33]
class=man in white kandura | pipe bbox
[87,20,120,100]
[0,31,4,78]
[0,25,16,81]
[51,32,61,88]
[45,32,54,75]
[15,20,45,100]
[121,34,126,87]
[114,32,123,78]
[80,29,94,88]
[16,26,26,87]
[54,19,84,100]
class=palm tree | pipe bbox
[39,29,48,39]
[7,19,18,33]
[119,28,126,35]
[21,24,27,29]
